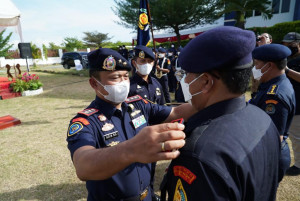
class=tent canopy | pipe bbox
[0,0,23,41]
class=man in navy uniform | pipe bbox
[129,45,165,105]
[162,26,280,201]
[250,44,296,181]
[155,47,171,103]
[66,48,196,201]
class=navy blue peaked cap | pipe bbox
[178,26,256,73]
[252,44,291,61]
[134,45,155,60]
[88,48,131,71]
[158,47,167,53]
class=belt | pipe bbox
[105,187,149,201]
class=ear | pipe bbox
[201,73,214,93]
[131,59,138,69]
[89,78,97,90]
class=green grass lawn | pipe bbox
[0,66,299,201]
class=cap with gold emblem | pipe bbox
[88,48,132,71]
[134,45,155,60]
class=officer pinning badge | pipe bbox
[103,55,116,71]
[265,104,276,115]
[173,179,187,201]
[102,123,114,131]
[103,131,119,140]
[139,51,145,59]
[173,166,196,184]
[78,108,99,116]
[132,115,146,129]
[107,141,120,147]
[156,88,161,96]
[98,114,107,121]
[68,122,83,136]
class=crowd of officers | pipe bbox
[66,27,300,201]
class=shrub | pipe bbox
[11,72,43,92]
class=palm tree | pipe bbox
[220,0,273,29]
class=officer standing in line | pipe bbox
[162,26,280,201]
[167,48,176,93]
[174,47,185,102]
[129,45,165,105]
[250,44,295,182]
[66,48,197,201]
[282,32,300,175]
[155,47,171,103]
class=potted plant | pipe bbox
[11,72,43,96]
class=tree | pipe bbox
[62,37,86,51]
[83,31,112,48]
[48,42,62,50]
[113,0,222,45]
[31,43,41,59]
[0,29,13,57]
[219,0,273,29]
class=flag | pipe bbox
[137,0,150,46]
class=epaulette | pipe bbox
[72,117,90,125]
[78,108,99,116]
[125,95,143,103]
[267,84,279,95]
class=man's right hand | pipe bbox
[126,123,186,164]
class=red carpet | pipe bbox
[0,115,21,130]
[0,77,21,100]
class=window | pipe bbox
[281,0,290,13]
[272,0,280,14]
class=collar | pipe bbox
[258,74,286,90]
[94,96,128,119]
[185,96,246,133]
[133,73,152,85]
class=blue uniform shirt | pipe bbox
[67,95,171,201]
[250,74,296,138]
[164,96,280,201]
[129,73,165,105]
[287,56,300,115]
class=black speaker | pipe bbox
[18,43,33,58]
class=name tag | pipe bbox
[103,131,119,140]
[132,115,147,129]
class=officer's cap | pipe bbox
[178,26,256,73]
[252,44,291,61]
[282,32,300,43]
[134,45,155,60]
[158,47,167,53]
[88,48,131,71]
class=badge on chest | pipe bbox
[132,115,147,129]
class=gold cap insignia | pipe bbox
[139,51,145,59]
[103,55,116,71]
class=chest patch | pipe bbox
[68,122,83,136]
[78,108,99,116]
[173,166,196,185]
[102,123,114,131]
[156,88,161,96]
[103,131,119,140]
[132,115,147,129]
[173,179,187,201]
[107,141,120,147]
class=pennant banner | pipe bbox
[137,0,150,46]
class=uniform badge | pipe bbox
[156,88,161,96]
[103,131,119,140]
[267,84,278,95]
[78,108,99,116]
[98,114,107,121]
[102,123,114,131]
[265,104,276,114]
[103,55,116,71]
[72,117,90,125]
[125,95,143,103]
[173,166,196,184]
[139,51,145,59]
[132,115,147,129]
[68,122,83,136]
[173,179,187,201]
[107,141,120,147]
[137,85,142,89]
[131,110,141,117]
[265,99,278,105]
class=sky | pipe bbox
[5,0,135,49]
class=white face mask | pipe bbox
[159,54,165,58]
[136,63,153,75]
[180,74,203,102]
[252,63,269,80]
[94,77,130,104]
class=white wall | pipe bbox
[0,57,61,68]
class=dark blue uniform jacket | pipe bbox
[129,73,165,105]
[165,96,280,201]
[67,96,171,201]
[287,56,300,115]
[250,74,296,138]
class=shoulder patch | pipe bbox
[125,95,143,103]
[174,179,187,201]
[78,108,99,116]
[267,84,278,95]
[265,99,278,105]
[72,117,90,125]
[173,165,196,184]
[265,104,276,114]
[68,122,83,136]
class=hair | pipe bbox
[272,59,287,70]
[212,68,252,94]
[89,70,101,80]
